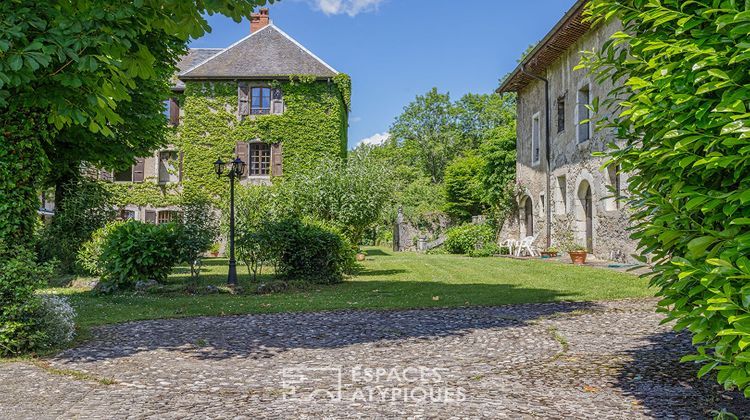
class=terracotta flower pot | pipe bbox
[211,252,219,257]
[356,253,366,262]
[569,251,587,265]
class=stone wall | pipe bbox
[508,19,638,262]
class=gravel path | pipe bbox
[2,299,748,419]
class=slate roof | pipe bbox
[178,24,338,82]
[497,0,590,93]
[172,48,223,90]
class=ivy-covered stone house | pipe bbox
[107,9,350,223]
[497,0,637,262]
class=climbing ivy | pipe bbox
[107,76,350,207]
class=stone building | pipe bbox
[497,0,637,262]
[101,8,350,224]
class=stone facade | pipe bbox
[500,7,637,262]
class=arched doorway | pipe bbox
[576,182,593,253]
[523,196,534,237]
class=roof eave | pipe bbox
[496,0,589,94]
[178,75,336,81]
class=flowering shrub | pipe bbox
[35,294,76,350]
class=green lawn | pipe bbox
[46,247,653,328]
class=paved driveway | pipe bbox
[1,299,747,419]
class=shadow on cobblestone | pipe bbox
[56,289,600,364]
[615,330,750,418]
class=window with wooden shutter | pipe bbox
[271,142,283,177]
[133,158,146,183]
[271,88,284,115]
[235,142,249,177]
[169,97,180,126]
[238,82,249,116]
[145,210,156,224]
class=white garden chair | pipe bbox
[499,239,517,255]
[515,235,539,257]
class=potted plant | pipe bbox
[540,246,559,258]
[356,250,367,262]
[566,243,588,265]
[209,242,221,257]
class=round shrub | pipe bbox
[99,220,179,290]
[444,223,496,255]
[77,220,125,276]
[264,218,355,284]
[35,294,76,350]
[0,242,54,356]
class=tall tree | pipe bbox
[455,93,515,149]
[0,0,269,248]
[389,88,462,183]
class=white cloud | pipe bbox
[306,0,386,16]
[356,132,390,147]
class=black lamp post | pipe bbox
[214,156,246,286]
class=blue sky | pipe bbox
[191,0,575,149]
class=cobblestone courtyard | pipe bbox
[2,299,748,418]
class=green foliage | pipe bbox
[467,243,500,258]
[394,176,447,228]
[479,124,518,228]
[234,185,276,234]
[582,0,750,393]
[389,88,462,183]
[444,224,496,255]
[443,154,487,223]
[0,110,51,246]
[175,194,219,280]
[0,0,268,248]
[455,93,516,150]
[99,221,179,290]
[237,228,276,282]
[77,221,126,277]
[276,153,394,246]
[389,88,515,184]
[261,218,355,284]
[175,79,349,205]
[0,242,54,356]
[37,178,116,273]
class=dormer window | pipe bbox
[251,87,272,115]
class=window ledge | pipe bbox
[576,140,591,151]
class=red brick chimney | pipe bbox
[251,8,270,33]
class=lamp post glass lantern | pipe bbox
[214,156,245,285]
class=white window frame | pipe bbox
[531,111,541,167]
[576,83,591,143]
